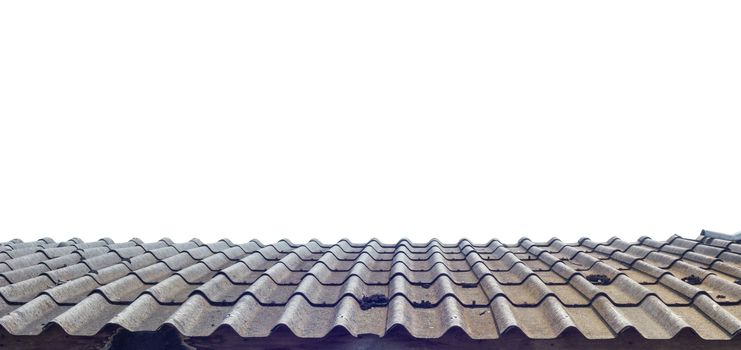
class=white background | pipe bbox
[1,1,739,245]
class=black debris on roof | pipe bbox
[586,274,611,285]
[682,275,703,285]
[411,300,434,308]
[360,294,388,310]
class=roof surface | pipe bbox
[1,235,740,341]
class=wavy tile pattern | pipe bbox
[1,236,740,340]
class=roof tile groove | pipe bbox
[1,236,741,340]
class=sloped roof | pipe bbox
[1,235,740,341]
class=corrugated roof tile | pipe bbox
[1,235,740,341]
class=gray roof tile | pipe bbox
[1,235,741,340]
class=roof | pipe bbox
[1,235,740,342]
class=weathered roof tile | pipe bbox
[1,235,740,340]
